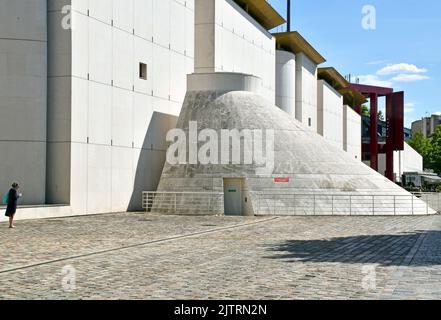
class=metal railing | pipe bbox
[253,193,437,216]
[142,191,224,215]
[412,192,441,213]
[142,191,439,216]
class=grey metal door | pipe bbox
[224,179,242,216]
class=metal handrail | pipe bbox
[141,191,439,216]
[142,191,224,215]
[253,192,437,216]
[413,192,441,214]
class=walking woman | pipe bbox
[5,183,22,229]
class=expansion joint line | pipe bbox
[0,217,279,275]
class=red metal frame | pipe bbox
[349,84,405,181]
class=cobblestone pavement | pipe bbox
[0,213,441,300]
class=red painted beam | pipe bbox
[349,83,394,97]
[393,92,405,151]
[385,94,394,181]
[370,93,379,171]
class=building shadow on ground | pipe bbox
[265,231,441,267]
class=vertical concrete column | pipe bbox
[370,93,378,171]
[385,94,394,181]
[275,50,296,116]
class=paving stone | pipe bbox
[0,214,440,299]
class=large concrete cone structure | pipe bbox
[154,73,436,216]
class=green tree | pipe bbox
[378,110,385,121]
[361,105,385,121]
[361,105,370,117]
[428,127,441,174]
[408,132,432,168]
[409,128,441,174]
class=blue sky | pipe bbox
[269,0,441,127]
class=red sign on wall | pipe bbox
[274,178,290,183]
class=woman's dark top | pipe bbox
[5,189,19,217]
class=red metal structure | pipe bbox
[349,84,405,181]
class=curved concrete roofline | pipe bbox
[187,72,263,95]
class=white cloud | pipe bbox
[404,103,415,114]
[377,63,428,76]
[367,60,388,65]
[357,75,393,87]
[391,74,430,82]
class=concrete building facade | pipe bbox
[0,0,47,205]
[0,0,432,219]
[45,0,195,214]
[412,114,441,138]
[195,0,276,103]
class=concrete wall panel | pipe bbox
[153,0,170,47]
[113,0,134,33]
[153,45,170,100]
[343,105,362,161]
[87,144,112,214]
[89,0,112,24]
[113,28,134,90]
[71,77,88,143]
[317,80,344,149]
[296,53,318,131]
[88,81,112,145]
[111,146,134,212]
[46,142,71,205]
[72,11,89,78]
[171,0,186,54]
[133,93,154,149]
[89,19,112,84]
[134,0,153,41]
[112,87,133,148]
[0,0,47,205]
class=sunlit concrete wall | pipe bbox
[295,53,318,131]
[47,0,194,214]
[275,50,296,116]
[378,143,423,182]
[343,105,362,161]
[317,80,343,150]
[195,0,276,103]
[0,0,47,205]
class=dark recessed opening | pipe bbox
[139,62,147,80]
